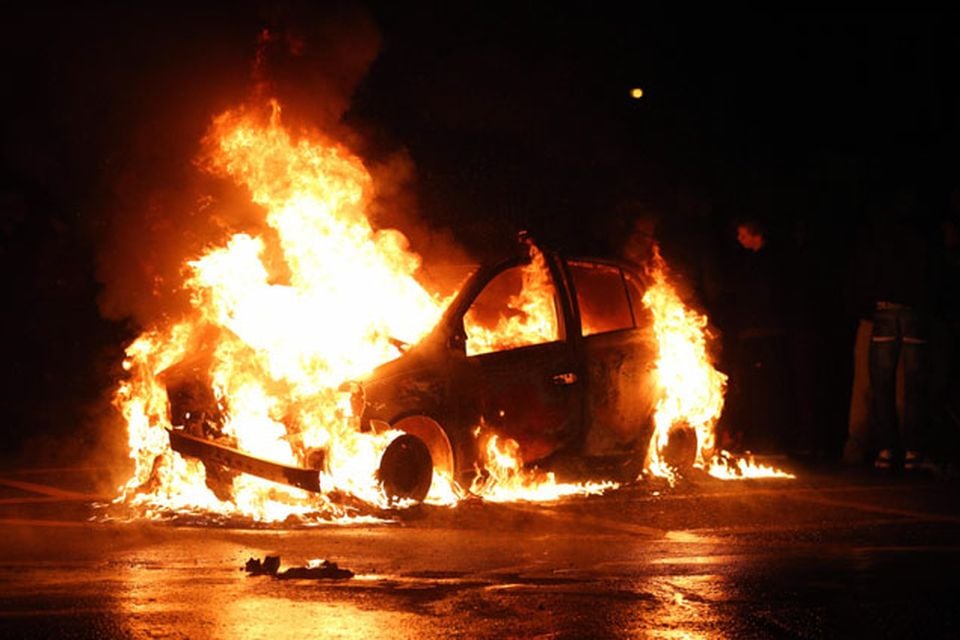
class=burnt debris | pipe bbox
[244,555,354,580]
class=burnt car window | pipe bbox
[464,261,562,356]
[568,261,634,336]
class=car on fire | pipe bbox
[168,237,663,503]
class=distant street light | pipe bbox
[630,87,644,99]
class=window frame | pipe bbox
[459,257,569,357]
[565,259,640,338]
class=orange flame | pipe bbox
[464,243,560,356]
[114,99,790,525]
[116,100,451,521]
[707,451,796,480]
[641,248,793,483]
[469,428,617,503]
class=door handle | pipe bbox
[551,372,578,385]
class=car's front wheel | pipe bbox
[377,434,434,503]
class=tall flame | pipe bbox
[641,249,727,482]
[116,101,451,521]
[114,99,790,525]
[641,248,794,482]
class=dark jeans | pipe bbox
[868,307,928,454]
[725,333,794,453]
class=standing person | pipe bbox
[716,217,793,453]
[864,187,931,470]
[784,216,828,459]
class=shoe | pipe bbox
[874,449,894,469]
[904,451,923,471]
[904,450,918,469]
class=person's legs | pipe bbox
[766,334,794,453]
[844,318,873,465]
[869,310,900,462]
[734,335,793,454]
[787,327,817,455]
[736,337,766,451]
[900,310,929,459]
[718,336,746,451]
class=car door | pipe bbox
[450,255,583,463]
[565,259,658,456]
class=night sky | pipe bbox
[2,5,958,461]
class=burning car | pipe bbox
[351,236,664,501]
[118,103,764,524]
[165,235,663,503]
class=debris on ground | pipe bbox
[244,555,354,580]
[277,559,354,580]
[244,555,281,576]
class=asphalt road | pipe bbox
[1,461,958,639]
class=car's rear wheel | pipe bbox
[378,434,433,503]
[660,423,699,470]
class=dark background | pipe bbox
[2,4,958,464]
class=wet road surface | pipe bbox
[1,461,958,639]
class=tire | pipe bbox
[660,423,698,470]
[378,434,434,503]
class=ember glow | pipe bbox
[641,249,794,482]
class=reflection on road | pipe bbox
[117,559,425,640]
[2,467,959,638]
[641,574,732,639]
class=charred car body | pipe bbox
[168,238,661,502]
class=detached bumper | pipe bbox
[168,429,322,492]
